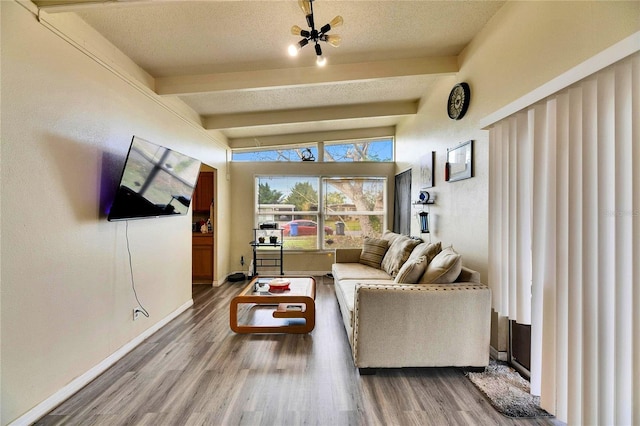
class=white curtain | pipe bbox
[488,53,638,425]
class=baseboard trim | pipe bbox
[509,358,531,380]
[9,299,194,426]
[490,346,508,361]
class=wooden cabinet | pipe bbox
[193,171,214,212]
[192,234,214,281]
[192,170,216,283]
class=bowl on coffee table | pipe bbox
[268,278,290,292]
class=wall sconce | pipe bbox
[419,211,429,233]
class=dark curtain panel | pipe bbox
[393,169,411,235]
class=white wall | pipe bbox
[0,2,230,424]
[395,1,639,350]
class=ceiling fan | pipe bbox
[287,0,343,66]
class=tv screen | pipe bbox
[107,136,201,221]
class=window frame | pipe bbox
[232,137,394,163]
[255,175,387,251]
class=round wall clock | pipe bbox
[447,82,470,120]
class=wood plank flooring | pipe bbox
[37,277,558,426]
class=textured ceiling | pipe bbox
[37,0,505,143]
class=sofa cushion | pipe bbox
[332,262,394,282]
[381,229,402,246]
[420,246,462,283]
[381,235,421,277]
[407,241,442,266]
[334,279,357,329]
[358,237,389,269]
[394,255,427,284]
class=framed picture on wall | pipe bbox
[445,140,473,182]
[420,151,435,188]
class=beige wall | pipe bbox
[0,2,230,423]
[395,1,640,351]
[229,162,396,275]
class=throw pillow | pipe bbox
[381,235,421,277]
[421,246,462,284]
[381,229,401,246]
[394,255,427,284]
[359,237,389,269]
[408,241,442,266]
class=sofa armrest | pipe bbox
[352,283,491,368]
[335,248,362,263]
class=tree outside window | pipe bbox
[323,177,386,249]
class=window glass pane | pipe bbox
[324,138,393,162]
[233,147,318,162]
[281,214,324,250]
[325,215,385,249]
[257,176,320,250]
[323,177,386,249]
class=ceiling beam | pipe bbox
[33,0,163,13]
[204,101,418,130]
[156,57,458,96]
[228,127,396,150]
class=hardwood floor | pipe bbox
[37,277,558,425]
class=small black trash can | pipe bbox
[335,221,345,235]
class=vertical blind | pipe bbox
[488,53,638,425]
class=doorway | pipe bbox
[192,166,217,286]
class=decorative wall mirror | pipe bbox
[445,140,473,182]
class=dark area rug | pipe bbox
[465,360,553,418]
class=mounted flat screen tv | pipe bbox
[107,136,201,221]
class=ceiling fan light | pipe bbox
[291,25,311,38]
[329,15,343,28]
[306,14,314,29]
[288,1,341,65]
[324,34,341,47]
[298,0,311,16]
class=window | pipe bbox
[256,176,387,250]
[233,146,317,162]
[256,176,320,250]
[233,138,393,162]
[324,138,393,162]
[323,177,386,249]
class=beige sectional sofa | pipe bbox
[331,231,491,371]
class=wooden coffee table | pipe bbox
[229,276,316,334]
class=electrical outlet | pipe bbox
[133,307,143,321]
